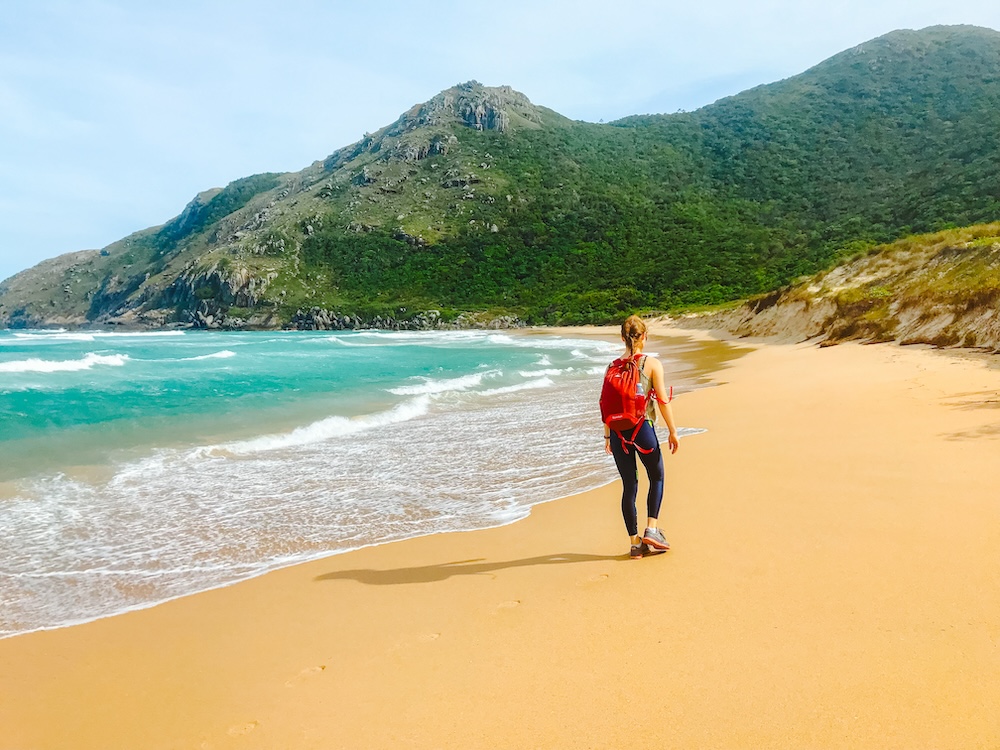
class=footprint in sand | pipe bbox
[387,633,441,655]
[579,573,609,586]
[227,721,259,736]
[493,599,521,613]
[285,665,327,687]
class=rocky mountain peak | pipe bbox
[420,81,539,133]
[386,81,544,137]
[322,82,551,172]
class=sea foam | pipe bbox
[517,368,568,377]
[480,377,555,396]
[0,353,130,373]
[10,331,185,342]
[181,350,236,361]
[388,370,499,395]
[214,396,432,454]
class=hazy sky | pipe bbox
[2,0,999,282]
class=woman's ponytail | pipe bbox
[621,314,647,356]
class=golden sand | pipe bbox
[2,328,999,749]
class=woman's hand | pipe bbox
[667,431,679,454]
[604,436,613,455]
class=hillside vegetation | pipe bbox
[3,25,1000,329]
[680,223,1000,349]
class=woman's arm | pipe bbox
[648,357,679,454]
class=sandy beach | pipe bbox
[3,326,999,749]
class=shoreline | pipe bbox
[5,328,1000,747]
[0,327,737,641]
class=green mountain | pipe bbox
[4,25,1000,329]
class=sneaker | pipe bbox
[629,542,648,559]
[642,527,670,551]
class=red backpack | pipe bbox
[600,354,670,454]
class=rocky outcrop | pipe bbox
[394,81,541,135]
[323,81,549,173]
[88,271,151,320]
[286,307,522,331]
[162,188,223,239]
[162,263,277,310]
[2,306,54,329]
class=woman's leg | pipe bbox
[631,421,664,526]
[638,437,665,522]
[609,432,640,537]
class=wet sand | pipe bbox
[2,327,999,749]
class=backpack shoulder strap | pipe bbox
[639,355,672,404]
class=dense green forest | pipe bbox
[297,25,1000,324]
[300,123,795,321]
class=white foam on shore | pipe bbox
[486,333,516,344]
[517,368,568,377]
[480,377,555,396]
[388,370,499,395]
[211,396,432,454]
[571,348,613,362]
[505,336,619,354]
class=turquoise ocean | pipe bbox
[0,328,702,639]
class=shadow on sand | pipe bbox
[314,552,624,586]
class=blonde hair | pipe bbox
[621,315,647,355]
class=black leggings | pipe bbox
[609,420,664,537]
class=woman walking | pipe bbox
[602,315,679,558]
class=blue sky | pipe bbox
[2,0,999,282]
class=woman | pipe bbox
[603,315,679,559]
